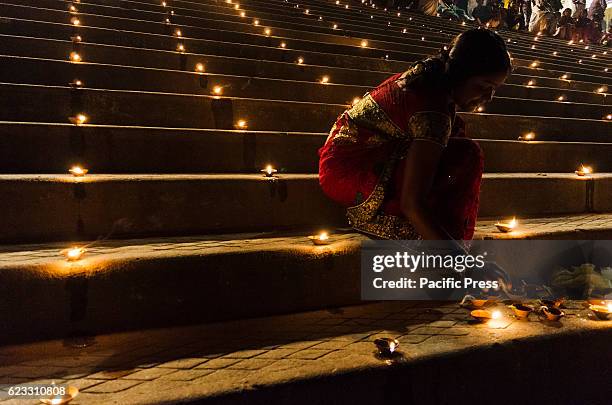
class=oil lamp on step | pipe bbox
[69,165,88,176]
[495,217,518,233]
[518,132,535,141]
[309,231,330,245]
[69,114,88,125]
[575,164,592,176]
[261,164,277,177]
[62,246,86,261]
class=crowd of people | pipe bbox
[373,0,611,45]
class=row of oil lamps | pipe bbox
[464,297,612,323]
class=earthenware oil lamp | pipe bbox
[589,304,612,320]
[309,231,330,246]
[40,386,79,405]
[575,164,592,176]
[69,165,88,177]
[470,309,501,323]
[541,306,564,321]
[495,217,518,233]
[261,164,277,177]
[518,132,535,142]
[374,337,399,356]
[62,246,86,262]
[69,113,87,125]
[510,304,533,320]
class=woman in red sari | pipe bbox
[319,29,512,243]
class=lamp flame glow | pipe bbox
[69,165,88,176]
[63,246,86,261]
[261,164,277,177]
[69,114,88,125]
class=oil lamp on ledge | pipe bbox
[69,114,88,125]
[518,132,535,141]
[261,164,277,177]
[70,79,83,88]
[575,164,592,176]
[309,231,330,246]
[62,246,86,262]
[495,217,518,233]
[69,165,88,177]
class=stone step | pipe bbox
[3,55,611,107]
[1,213,612,344]
[2,34,609,96]
[2,123,612,174]
[0,173,609,243]
[1,84,610,131]
[1,3,610,80]
[0,300,609,405]
[15,0,611,75]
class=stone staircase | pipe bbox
[0,0,611,357]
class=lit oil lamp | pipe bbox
[560,74,569,80]
[360,40,368,47]
[235,119,247,129]
[470,309,502,323]
[333,24,338,29]
[261,164,277,177]
[279,42,286,48]
[40,385,79,405]
[351,97,361,106]
[69,4,78,13]
[62,246,86,261]
[234,4,240,9]
[518,132,535,141]
[527,79,536,86]
[174,28,182,37]
[253,19,259,26]
[589,304,611,320]
[374,337,399,357]
[69,114,88,125]
[71,17,81,26]
[70,79,83,88]
[476,106,484,112]
[297,57,304,65]
[557,95,565,101]
[212,85,223,95]
[70,35,82,43]
[195,63,204,73]
[161,0,167,6]
[69,165,88,176]
[320,76,330,84]
[264,28,271,36]
[575,164,592,176]
[596,87,606,94]
[176,43,185,53]
[309,231,330,245]
[240,11,245,17]
[495,217,517,233]
[69,52,82,63]
[605,114,612,120]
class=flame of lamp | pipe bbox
[195,63,204,73]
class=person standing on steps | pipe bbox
[318,29,512,245]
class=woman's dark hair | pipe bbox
[441,28,513,85]
[409,28,512,90]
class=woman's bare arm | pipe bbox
[399,139,455,241]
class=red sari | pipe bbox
[318,61,484,240]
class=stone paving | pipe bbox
[0,299,610,404]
